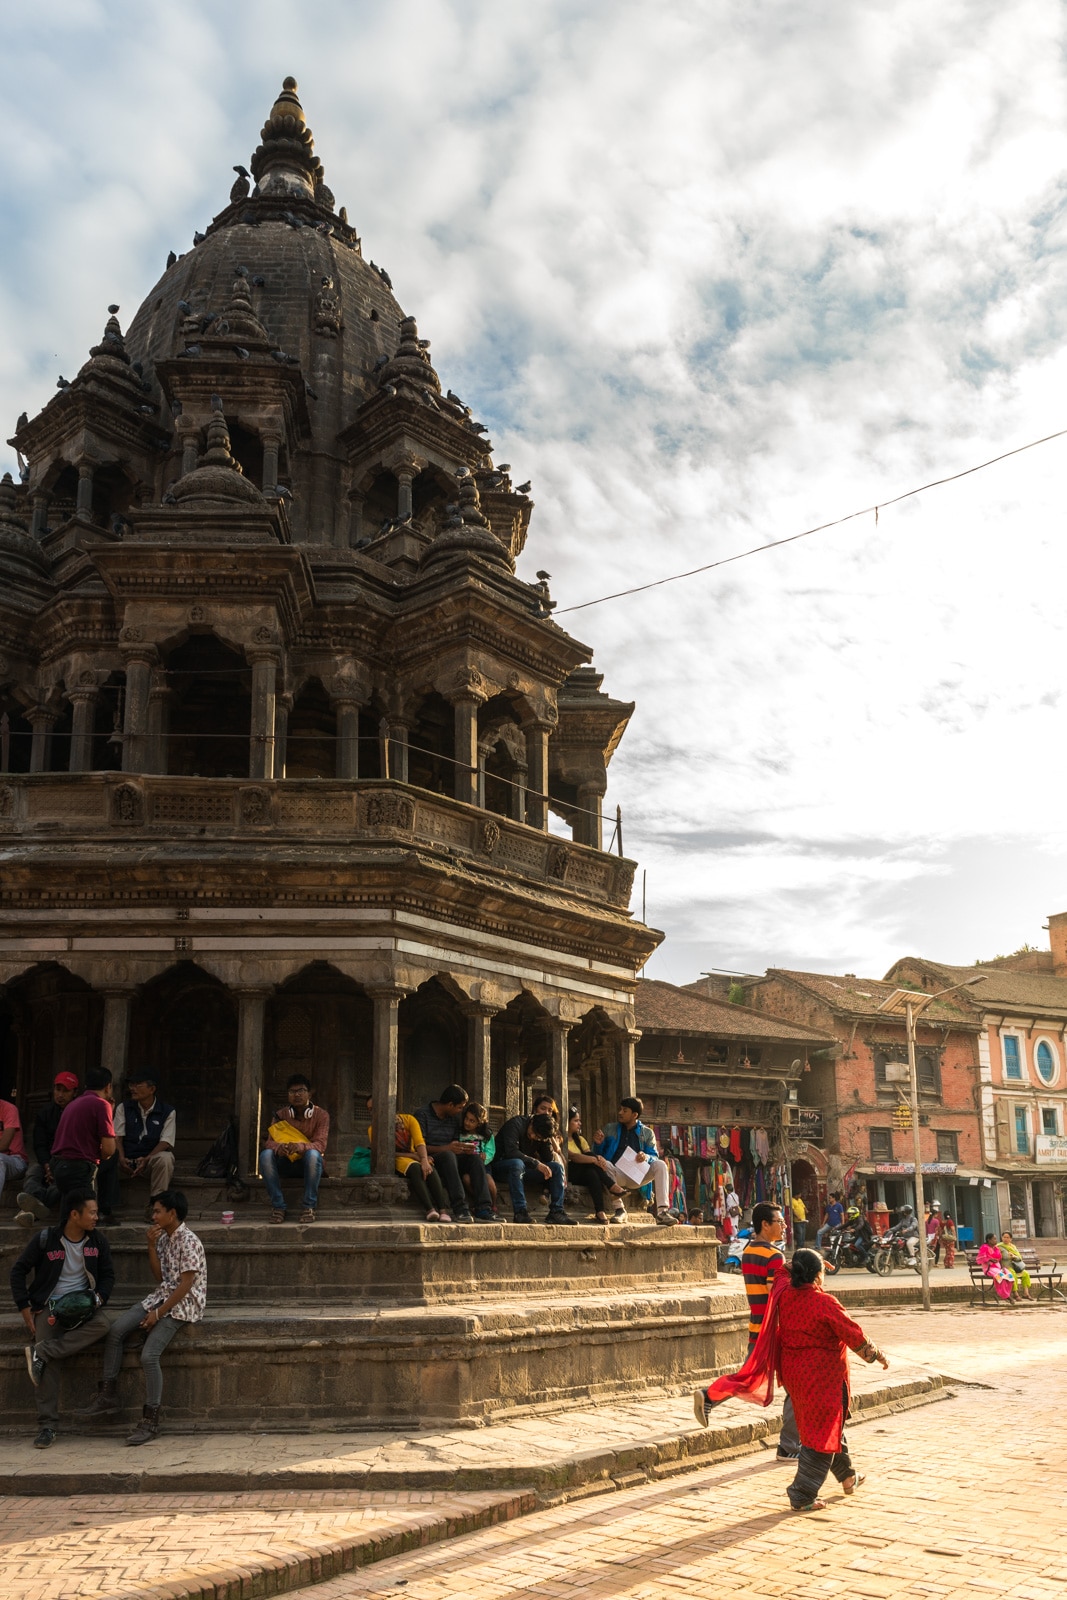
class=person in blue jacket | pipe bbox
[593,1097,678,1226]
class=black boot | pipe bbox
[126,1404,161,1446]
[77,1381,120,1417]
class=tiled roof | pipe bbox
[765,969,977,1025]
[886,957,1067,1017]
[635,978,832,1043]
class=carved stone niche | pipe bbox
[479,818,501,856]
[111,783,145,826]
[364,792,414,830]
[240,788,272,826]
[548,844,569,881]
[0,784,15,820]
[614,861,636,902]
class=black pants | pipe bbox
[568,1162,610,1213]
[405,1164,449,1213]
[432,1149,491,1214]
[788,1385,854,1506]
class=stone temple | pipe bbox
[0,82,743,1429]
[0,78,661,1180]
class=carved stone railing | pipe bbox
[0,774,637,910]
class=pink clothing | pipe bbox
[0,1099,26,1160]
[976,1241,1014,1301]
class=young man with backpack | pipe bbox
[10,1188,115,1448]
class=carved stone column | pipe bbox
[275,691,292,779]
[147,676,172,775]
[75,460,95,522]
[28,706,58,774]
[100,989,133,1083]
[121,645,156,773]
[502,1026,522,1118]
[335,698,361,780]
[466,1005,499,1109]
[346,490,364,547]
[576,781,605,850]
[511,758,528,824]
[391,453,421,521]
[619,1028,639,1101]
[235,988,270,1180]
[248,652,278,780]
[368,987,405,1177]
[547,1019,573,1119]
[453,697,481,807]
[68,688,99,772]
[176,414,200,477]
[262,431,281,492]
[30,491,49,538]
[388,719,411,784]
[524,721,551,830]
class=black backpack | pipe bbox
[196,1120,248,1198]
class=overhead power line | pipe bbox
[554,425,1067,615]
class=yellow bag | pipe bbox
[268,1120,311,1161]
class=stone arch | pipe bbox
[489,988,555,1116]
[127,961,238,1158]
[267,962,373,1158]
[478,695,527,821]
[407,692,454,795]
[0,689,34,773]
[163,632,251,778]
[286,674,335,778]
[399,976,468,1111]
[0,962,103,1113]
[570,1005,630,1133]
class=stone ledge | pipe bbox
[0,1363,945,1500]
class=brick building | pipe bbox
[740,969,995,1240]
[887,955,1067,1239]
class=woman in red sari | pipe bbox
[778,1247,888,1510]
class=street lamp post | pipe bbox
[878,978,983,1313]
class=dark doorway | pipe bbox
[165,634,251,778]
[286,679,335,779]
[399,978,466,1111]
[128,963,238,1159]
[267,964,373,1159]
[0,964,103,1121]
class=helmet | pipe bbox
[846,1206,861,1223]
[898,1204,913,1217]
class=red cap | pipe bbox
[53,1071,79,1090]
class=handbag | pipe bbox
[47,1289,97,1331]
[347,1147,372,1177]
[268,1120,311,1160]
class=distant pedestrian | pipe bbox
[815,1193,844,1249]
[791,1194,807,1248]
[925,1203,943,1265]
[940,1215,957,1269]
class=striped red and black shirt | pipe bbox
[741,1239,787,1346]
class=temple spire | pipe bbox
[249,76,325,201]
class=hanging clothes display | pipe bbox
[730,1126,743,1162]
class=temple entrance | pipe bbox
[0,963,103,1117]
[399,979,466,1111]
[266,964,373,1159]
[128,963,238,1159]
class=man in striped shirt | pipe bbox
[695,1200,799,1458]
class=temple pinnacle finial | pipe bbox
[250,75,323,200]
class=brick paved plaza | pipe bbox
[0,1303,1064,1600]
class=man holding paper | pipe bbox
[593,1097,678,1226]
[259,1075,330,1224]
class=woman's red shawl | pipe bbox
[706,1278,871,1453]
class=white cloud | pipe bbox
[3,1,1067,983]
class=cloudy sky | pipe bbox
[4,1,1067,984]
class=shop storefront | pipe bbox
[997,1137,1067,1238]
[650,1116,789,1225]
[862,1161,1000,1245]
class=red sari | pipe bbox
[776,1282,871,1453]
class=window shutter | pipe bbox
[994,1098,1011,1156]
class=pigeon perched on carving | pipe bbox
[230,165,251,203]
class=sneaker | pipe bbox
[473,1207,496,1223]
[512,1207,532,1224]
[611,1207,627,1224]
[15,1210,37,1229]
[693,1388,712,1428]
[299,1208,316,1224]
[16,1192,51,1223]
[656,1208,679,1227]
[33,1426,57,1449]
[454,1209,474,1224]
[25,1346,45,1387]
[545,1208,578,1226]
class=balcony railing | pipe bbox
[0,773,637,910]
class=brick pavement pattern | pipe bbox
[0,1305,1063,1600]
[307,1306,1067,1600]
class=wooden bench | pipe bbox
[966,1247,1065,1305]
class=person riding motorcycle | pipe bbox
[842,1204,874,1265]
[887,1203,920,1262]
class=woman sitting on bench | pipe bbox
[976,1234,1017,1306]
[999,1231,1035,1301]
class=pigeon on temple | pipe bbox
[161,490,178,505]
[516,481,531,494]
[177,300,192,315]
[166,251,177,268]
[252,275,266,287]
[56,376,70,389]
[234,347,250,360]
[230,165,251,203]
[193,231,205,245]
[179,344,201,358]
[16,411,27,429]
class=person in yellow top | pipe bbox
[791,1194,807,1248]
[365,1097,451,1222]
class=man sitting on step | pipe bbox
[114,1073,176,1220]
[593,1097,678,1227]
[492,1109,577,1225]
[15,1071,80,1226]
[412,1085,496,1223]
[259,1075,330,1224]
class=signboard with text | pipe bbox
[874,1162,958,1176]
[1035,1135,1067,1165]
[784,1107,824,1140]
